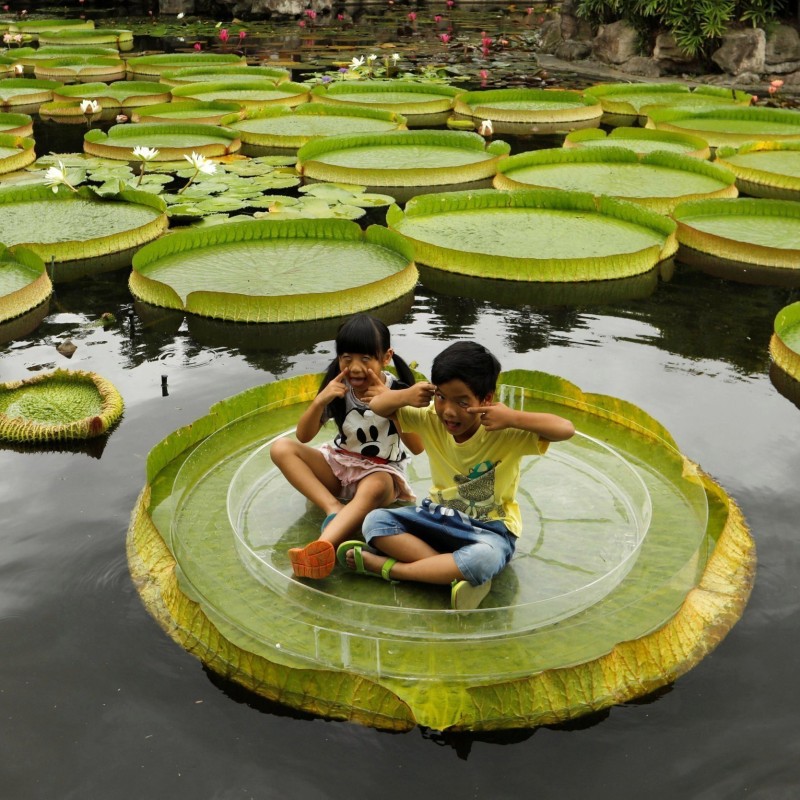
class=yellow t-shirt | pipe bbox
[396,404,549,536]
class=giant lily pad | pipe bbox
[714,141,800,201]
[225,103,407,153]
[453,88,602,132]
[584,83,753,126]
[297,130,510,195]
[564,126,710,159]
[0,112,33,137]
[0,133,35,174]
[645,107,800,148]
[494,148,737,214]
[36,28,134,51]
[160,65,291,87]
[84,122,241,161]
[672,197,800,286]
[0,368,123,442]
[770,301,800,383]
[0,243,51,323]
[127,369,753,731]
[310,80,460,122]
[131,100,244,125]
[0,184,168,281]
[129,218,418,322]
[6,19,96,35]
[53,81,172,108]
[170,80,310,109]
[33,56,126,84]
[387,188,676,281]
[0,78,62,108]
[125,53,248,80]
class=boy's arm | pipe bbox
[367,371,435,417]
[467,402,575,442]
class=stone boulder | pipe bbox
[559,0,594,42]
[712,28,766,76]
[765,24,800,74]
[593,19,640,65]
[653,33,704,74]
[617,56,662,78]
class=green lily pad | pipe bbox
[310,80,460,117]
[563,126,711,159]
[125,53,247,79]
[53,81,171,108]
[714,141,800,201]
[170,80,309,108]
[161,64,291,86]
[770,301,800,382]
[0,243,51,323]
[131,100,243,125]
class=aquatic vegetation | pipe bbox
[0,368,123,442]
[0,132,34,174]
[563,127,711,159]
[128,370,753,730]
[170,79,309,109]
[130,100,243,125]
[0,242,51,323]
[714,141,800,201]
[770,302,800,387]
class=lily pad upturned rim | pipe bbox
[32,56,127,82]
[127,369,754,731]
[160,64,292,87]
[310,80,461,116]
[131,100,245,125]
[714,140,800,200]
[0,133,35,174]
[7,19,96,33]
[0,77,63,106]
[0,243,52,323]
[224,102,408,148]
[494,147,737,213]
[53,80,172,107]
[170,79,311,108]
[125,53,248,77]
[0,111,34,137]
[387,187,678,281]
[454,87,603,124]
[297,129,510,187]
[0,183,168,266]
[672,197,800,272]
[770,301,800,380]
[129,217,418,323]
[0,368,124,442]
[563,126,711,159]
[83,121,242,160]
[583,82,753,116]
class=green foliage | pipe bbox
[576,0,788,56]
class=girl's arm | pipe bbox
[467,403,575,442]
[295,369,349,443]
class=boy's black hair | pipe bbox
[319,314,415,430]
[431,341,501,399]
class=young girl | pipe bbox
[270,314,423,580]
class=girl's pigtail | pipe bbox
[318,358,346,429]
[391,353,416,388]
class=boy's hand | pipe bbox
[361,368,389,402]
[467,402,513,431]
[318,368,349,405]
[406,381,436,407]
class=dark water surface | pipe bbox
[2,8,800,800]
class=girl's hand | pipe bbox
[406,381,436,408]
[467,402,512,431]
[361,369,389,402]
[318,368,349,405]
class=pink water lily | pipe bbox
[219,28,229,43]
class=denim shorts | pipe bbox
[362,498,516,587]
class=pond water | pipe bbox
[2,6,800,799]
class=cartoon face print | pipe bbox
[338,407,403,461]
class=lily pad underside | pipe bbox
[311,81,460,116]
[454,88,602,126]
[494,148,736,214]
[131,100,244,125]
[0,368,123,442]
[127,370,754,731]
[0,133,35,174]
[53,81,172,107]
[563,127,711,159]
[0,184,168,280]
[170,80,310,108]
[129,218,418,322]
[673,198,800,285]
[0,243,52,322]
[714,141,800,201]
[770,301,800,380]
[387,188,677,281]
[297,130,510,187]
[0,112,33,137]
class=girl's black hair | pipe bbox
[319,314,415,430]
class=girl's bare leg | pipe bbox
[270,438,342,516]
[319,471,395,547]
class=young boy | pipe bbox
[337,341,575,610]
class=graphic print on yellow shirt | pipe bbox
[434,459,503,520]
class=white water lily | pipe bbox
[43,160,77,194]
[80,99,101,115]
[349,55,365,70]
[184,151,217,175]
[176,11,185,19]
[132,145,159,161]
[391,53,401,63]
[478,119,494,137]
[367,53,378,62]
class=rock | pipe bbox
[539,16,563,54]
[559,0,594,42]
[56,340,77,358]
[158,0,194,13]
[593,20,640,65]
[766,24,800,65]
[618,56,662,78]
[712,29,766,76]
[653,33,705,74]
[555,40,592,61]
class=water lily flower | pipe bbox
[115,113,128,123]
[13,63,23,75]
[298,20,305,27]
[180,151,217,193]
[771,79,784,88]
[193,42,202,51]
[447,0,454,7]
[2,33,12,43]
[367,54,378,62]
[305,9,317,19]
[407,12,417,21]
[80,99,101,115]
[350,55,366,70]
[391,53,401,63]
[434,15,442,23]
[219,28,229,43]
[133,146,160,186]
[177,12,185,19]
[478,119,493,137]
[440,33,451,44]
[43,160,77,193]
[238,30,246,41]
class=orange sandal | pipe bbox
[288,540,336,579]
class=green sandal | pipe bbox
[451,578,492,610]
[336,540,398,583]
